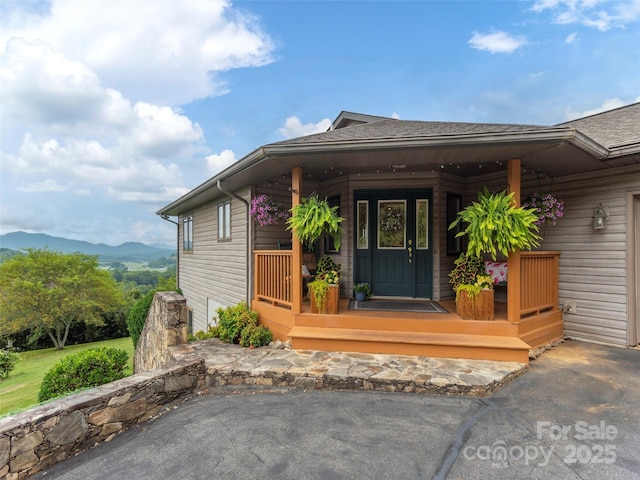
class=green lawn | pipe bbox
[0,337,135,417]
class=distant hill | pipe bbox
[0,231,174,262]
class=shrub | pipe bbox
[126,290,156,349]
[0,349,20,379]
[193,326,219,341]
[217,302,259,344]
[38,347,128,402]
[239,325,273,348]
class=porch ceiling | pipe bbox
[218,139,608,191]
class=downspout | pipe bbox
[160,214,180,290]
[217,180,252,305]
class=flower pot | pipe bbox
[310,285,339,314]
[355,291,367,302]
[327,285,339,314]
[456,289,494,320]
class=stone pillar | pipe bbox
[134,291,187,373]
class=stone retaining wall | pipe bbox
[134,291,187,373]
[1,291,196,480]
[0,358,205,479]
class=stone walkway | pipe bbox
[170,339,528,397]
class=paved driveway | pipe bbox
[34,340,640,479]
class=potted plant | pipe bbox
[448,252,485,293]
[449,188,541,260]
[287,194,345,251]
[353,282,372,302]
[455,274,494,320]
[250,194,290,226]
[448,188,541,319]
[308,255,341,314]
[307,277,330,314]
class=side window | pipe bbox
[183,215,193,253]
[218,200,231,240]
[187,308,193,336]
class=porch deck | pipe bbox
[254,298,563,365]
[253,250,564,365]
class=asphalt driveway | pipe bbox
[34,340,640,479]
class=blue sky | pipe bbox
[1,0,639,246]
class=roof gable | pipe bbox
[558,102,640,150]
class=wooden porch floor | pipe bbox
[254,297,563,365]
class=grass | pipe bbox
[0,337,135,417]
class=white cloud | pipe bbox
[469,30,527,54]
[564,97,631,120]
[529,71,547,79]
[391,112,401,119]
[16,179,68,193]
[565,32,578,43]
[531,0,640,31]
[206,149,238,175]
[278,116,332,139]
[0,0,275,106]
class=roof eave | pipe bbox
[267,127,608,157]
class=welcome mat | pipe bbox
[348,299,449,313]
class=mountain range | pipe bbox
[0,231,174,262]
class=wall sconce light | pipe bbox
[593,203,609,230]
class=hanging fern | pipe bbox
[449,188,541,260]
[286,194,344,251]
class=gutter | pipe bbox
[160,215,180,290]
[216,180,252,306]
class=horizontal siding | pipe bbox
[179,187,250,332]
[526,165,640,346]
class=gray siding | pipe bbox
[178,187,250,332]
[524,165,640,346]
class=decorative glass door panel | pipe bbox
[378,200,406,249]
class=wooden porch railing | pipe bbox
[254,250,293,308]
[519,251,560,317]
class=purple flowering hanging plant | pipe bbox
[522,193,564,227]
[250,194,290,226]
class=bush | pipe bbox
[0,349,20,379]
[38,347,128,402]
[217,302,259,344]
[126,290,156,349]
[239,325,273,348]
[193,326,219,341]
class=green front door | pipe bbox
[354,189,433,298]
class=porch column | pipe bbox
[507,158,522,324]
[291,166,303,314]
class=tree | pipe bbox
[0,249,123,349]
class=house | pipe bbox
[157,103,640,363]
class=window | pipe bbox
[357,200,369,249]
[187,308,193,336]
[325,195,341,252]
[447,194,462,256]
[416,199,429,250]
[183,215,193,253]
[218,200,231,240]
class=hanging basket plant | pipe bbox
[522,192,564,227]
[286,194,345,251]
[449,188,541,260]
[250,194,290,226]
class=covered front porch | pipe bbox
[249,158,563,364]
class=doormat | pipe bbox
[348,299,449,313]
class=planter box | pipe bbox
[310,285,340,314]
[456,289,494,320]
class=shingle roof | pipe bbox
[557,102,640,149]
[269,118,553,146]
